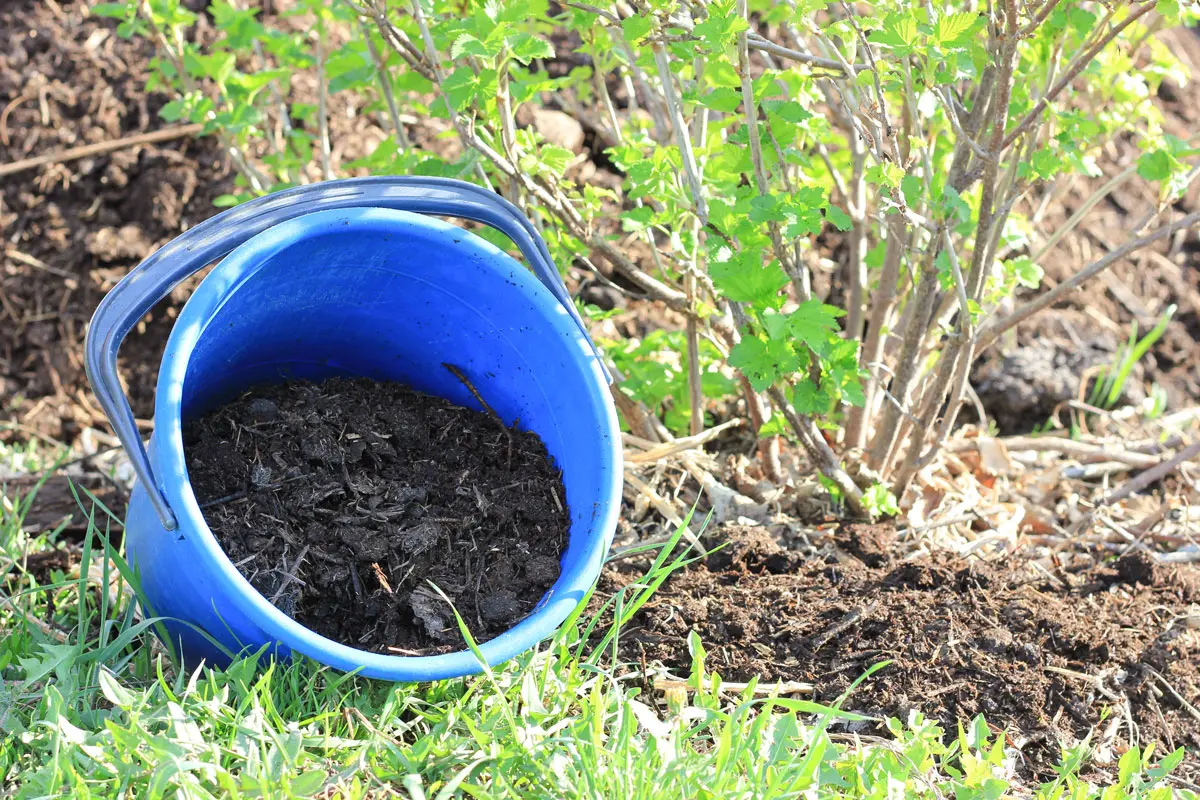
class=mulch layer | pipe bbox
[604,525,1200,778]
[183,377,569,655]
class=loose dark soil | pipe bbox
[604,525,1200,778]
[0,0,233,444]
[183,377,570,655]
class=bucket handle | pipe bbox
[85,176,609,532]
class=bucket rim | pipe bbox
[154,206,622,680]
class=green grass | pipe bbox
[0,460,1194,799]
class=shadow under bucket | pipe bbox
[85,177,622,681]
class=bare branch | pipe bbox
[746,33,865,74]
[978,211,1200,349]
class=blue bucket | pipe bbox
[85,177,622,681]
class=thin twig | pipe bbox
[360,19,409,150]
[624,420,744,463]
[315,22,334,182]
[948,435,1161,469]
[978,211,1200,349]
[810,602,878,652]
[269,545,310,605]
[0,124,203,179]
[1101,441,1200,507]
[442,363,513,465]
[623,471,704,552]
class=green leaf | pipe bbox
[693,1,749,49]
[901,174,922,207]
[1119,746,1141,788]
[791,380,830,414]
[1158,0,1181,23]
[866,161,905,189]
[705,60,742,89]
[158,99,187,122]
[451,34,496,59]
[98,668,137,708]
[1007,256,1043,289]
[764,100,812,123]
[758,412,792,439]
[749,195,786,223]
[18,643,76,685]
[620,205,655,232]
[1138,149,1179,182]
[1028,147,1062,180]
[787,298,844,351]
[539,144,576,177]
[621,14,655,44]
[729,336,798,391]
[699,88,743,112]
[442,67,486,111]
[710,252,789,305]
[509,33,554,64]
[868,13,920,54]
[1067,7,1096,35]
[825,205,853,232]
[863,483,900,517]
[291,771,327,797]
[934,12,979,46]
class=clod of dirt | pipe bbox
[1109,551,1199,601]
[971,336,1143,435]
[833,523,897,568]
[601,525,1200,778]
[703,525,799,575]
[184,377,570,655]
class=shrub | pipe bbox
[96,0,1199,516]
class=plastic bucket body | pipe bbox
[89,180,621,682]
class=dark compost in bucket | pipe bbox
[183,376,570,656]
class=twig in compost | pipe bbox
[0,123,203,179]
[809,602,879,653]
[371,562,393,595]
[1147,667,1200,725]
[442,362,513,465]
[1102,440,1200,507]
[5,249,77,280]
[198,473,313,510]
[269,545,309,605]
